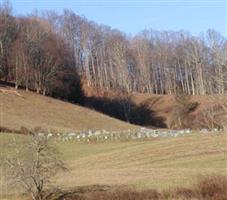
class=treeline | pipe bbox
[0,2,84,103]
[0,1,226,98]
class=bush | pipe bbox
[20,126,31,134]
[196,104,225,130]
[170,94,199,129]
[195,175,227,200]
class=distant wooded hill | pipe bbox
[0,1,226,103]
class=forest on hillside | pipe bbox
[0,1,226,103]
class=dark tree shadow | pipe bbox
[85,96,166,128]
[0,80,17,88]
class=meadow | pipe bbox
[54,132,227,190]
[1,131,227,196]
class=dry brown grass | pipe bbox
[44,175,227,200]
[1,133,227,199]
[0,86,138,133]
[1,85,226,132]
[78,189,161,200]
[132,93,227,129]
[195,175,227,200]
[84,86,227,129]
[53,175,227,200]
[53,133,227,190]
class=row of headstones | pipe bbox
[0,127,223,143]
[199,128,224,133]
[37,127,224,142]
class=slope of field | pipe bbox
[1,132,226,193]
[132,93,227,128]
[84,86,227,129]
[53,132,227,190]
[0,86,138,133]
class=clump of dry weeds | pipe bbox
[195,175,227,200]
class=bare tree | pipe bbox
[170,92,198,129]
[3,135,67,200]
[0,0,17,81]
[1,5,227,101]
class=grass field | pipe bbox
[54,132,227,190]
[1,132,227,195]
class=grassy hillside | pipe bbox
[132,93,227,129]
[0,86,138,133]
[54,133,227,190]
[84,86,227,129]
[1,132,226,192]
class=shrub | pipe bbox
[20,126,31,134]
[195,175,227,200]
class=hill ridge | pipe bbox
[0,86,138,133]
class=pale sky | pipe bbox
[9,0,227,37]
